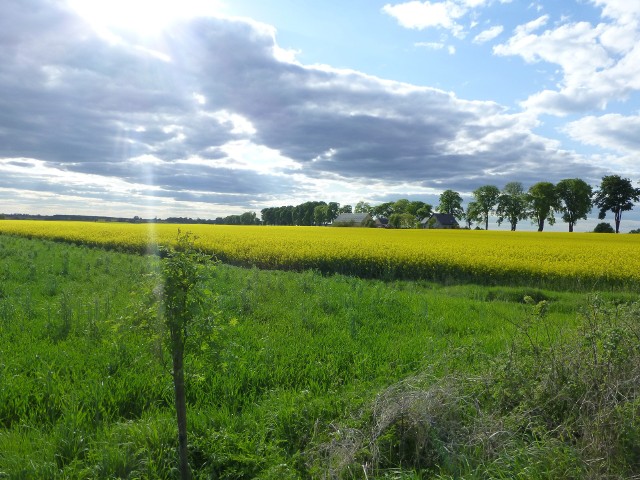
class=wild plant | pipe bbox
[155,230,214,479]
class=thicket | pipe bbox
[1,235,639,478]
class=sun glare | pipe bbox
[67,0,223,38]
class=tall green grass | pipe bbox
[0,235,638,478]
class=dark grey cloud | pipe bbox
[0,0,609,217]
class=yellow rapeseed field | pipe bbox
[2,220,639,289]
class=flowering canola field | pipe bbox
[2,220,640,289]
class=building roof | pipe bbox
[332,212,371,224]
[423,213,459,226]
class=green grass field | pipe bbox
[1,234,639,478]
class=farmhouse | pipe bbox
[421,213,460,229]
[332,212,373,227]
[374,216,389,228]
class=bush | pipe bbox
[629,228,640,234]
[594,222,615,233]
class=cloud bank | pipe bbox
[0,0,637,222]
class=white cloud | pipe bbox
[564,114,640,155]
[494,4,640,116]
[415,41,456,53]
[591,0,640,23]
[382,1,466,37]
[382,0,512,39]
[473,25,504,43]
[415,41,447,49]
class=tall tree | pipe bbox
[437,189,464,219]
[593,175,640,233]
[402,200,431,222]
[472,185,500,230]
[556,178,593,232]
[464,201,481,229]
[354,201,372,214]
[313,204,329,225]
[392,198,411,214]
[260,207,275,226]
[327,202,340,223]
[388,212,416,229]
[527,182,560,232]
[496,182,528,231]
[338,204,352,214]
[372,202,394,218]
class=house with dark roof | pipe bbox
[421,213,460,229]
[374,216,389,228]
[332,212,373,227]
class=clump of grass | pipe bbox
[315,297,640,479]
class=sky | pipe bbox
[1,0,639,231]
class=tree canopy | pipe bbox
[556,178,592,232]
[496,182,528,231]
[472,185,500,230]
[437,189,464,219]
[527,182,560,232]
[249,175,637,231]
[593,175,640,233]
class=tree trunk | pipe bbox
[172,335,190,480]
[538,219,544,232]
[485,216,489,231]
[615,211,621,233]
[569,222,574,233]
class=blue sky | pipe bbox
[1,0,639,231]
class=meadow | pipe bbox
[0,226,639,478]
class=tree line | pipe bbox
[260,199,434,227]
[462,175,640,233]
[258,175,640,233]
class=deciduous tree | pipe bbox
[556,178,592,232]
[593,175,640,233]
[354,201,372,214]
[437,189,464,219]
[472,185,500,230]
[313,204,329,225]
[407,200,432,222]
[527,182,559,232]
[496,182,528,231]
[389,212,416,228]
[464,201,481,229]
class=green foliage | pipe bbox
[355,200,373,214]
[496,182,528,231]
[157,231,211,338]
[594,222,615,233]
[322,297,640,479]
[463,201,481,229]
[157,230,215,479]
[1,235,639,478]
[388,213,416,229]
[437,189,464,219]
[556,178,593,232]
[527,181,560,232]
[472,185,500,230]
[594,175,640,233]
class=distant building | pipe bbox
[421,213,460,229]
[374,216,389,228]
[332,212,373,227]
